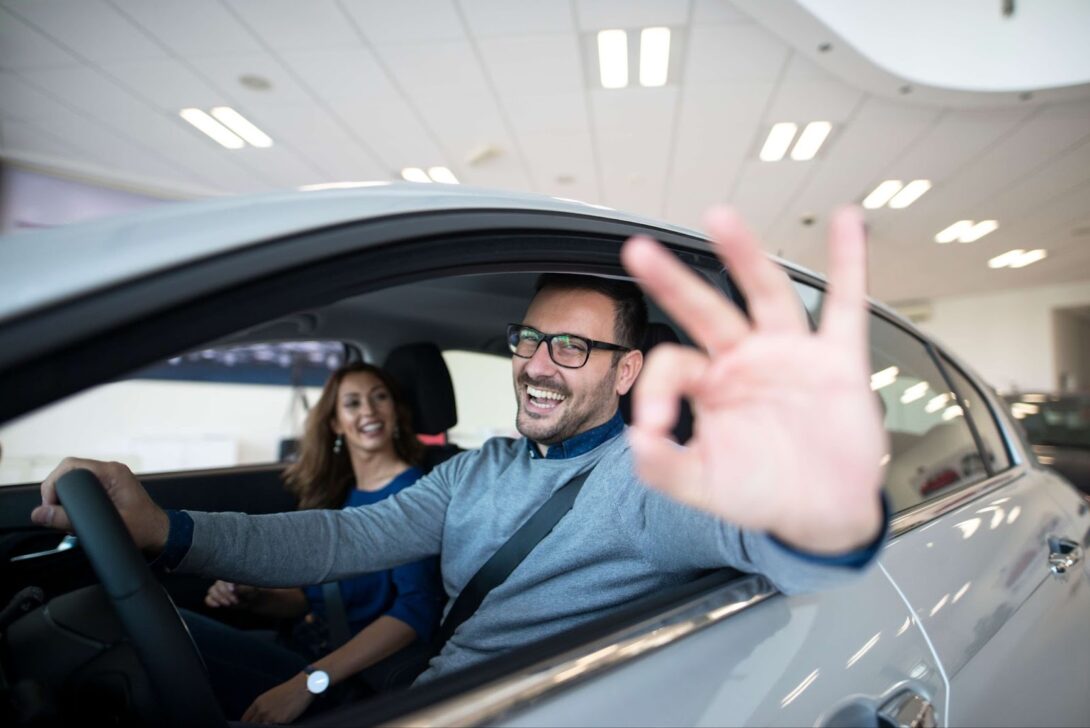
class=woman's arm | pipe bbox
[240,616,418,724]
[204,580,309,619]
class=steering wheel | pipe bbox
[55,469,226,727]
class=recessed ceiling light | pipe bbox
[597,29,628,89]
[790,121,832,161]
[427,166,458,184]
[888,179,931,209]
[179,108,244,149]
[760,122,798,162]
[862,180,903,209]
[401,167,431,183]
[959,219,998,243]
[210,107,273,148]
[639,27,670,87]
[934,220,974,244]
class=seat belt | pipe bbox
[434,467,593,653]
[321,581,352,649]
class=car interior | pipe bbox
[0,265,722,726]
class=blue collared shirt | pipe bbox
[526,409,625,460]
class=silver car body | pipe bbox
[2,186,1088,727]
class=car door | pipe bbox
[867,325,1090,726]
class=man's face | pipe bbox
[513,287,640,445]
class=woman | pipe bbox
[187,362,443,724]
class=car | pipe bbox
[1,185,1088,727]
[1005,392,1090,497]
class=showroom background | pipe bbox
[1,0,1088,480]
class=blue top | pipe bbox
[302,467,443,642]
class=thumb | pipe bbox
[31,504,73,533]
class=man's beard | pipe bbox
[515,368,618,445]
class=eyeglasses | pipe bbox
[506,324,632,369]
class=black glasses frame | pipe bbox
[506,324,632,369]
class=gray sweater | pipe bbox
[180,431,866,682]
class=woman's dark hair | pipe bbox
[283,362,422,510]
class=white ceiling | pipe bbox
[1,0,1089,304]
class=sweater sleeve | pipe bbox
[607,445,887,594]
[174,457,459,587]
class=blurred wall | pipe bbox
[918,279,1090,393]
[0,165,165,234]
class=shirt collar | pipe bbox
[527,409,625,460]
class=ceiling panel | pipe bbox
[0,71,76,121]
[110,0,263,56]
[459,0,574,36]
[280,47,397,101]
[986,134,1090,221]
[729,160,813,234]
[665,80,775,226]
[250,105,386,181]
[0,119,86,161]
[229,0,360,50]
[692,0,751,24]
[503,91,590,135]
[5,0,167,62]
[764,54,863,123]
[375,41,491,97]
[326,94,446,171]
[686,23,789,84]
[477,34,584,97]
[186,52,315,105]
[228,144,326,188]
[0,6,79,70]
[593,88,677,216]
[340,0,465,43]
[100,58,230,112]
[518,129,597,195]
[575,0,691,30]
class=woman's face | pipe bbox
[330,370,398,456]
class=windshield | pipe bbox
[1008,395,1090,450]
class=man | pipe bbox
[33,206,887,694]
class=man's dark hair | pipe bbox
[534,274,648,352]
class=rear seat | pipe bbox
[383,342,464,472]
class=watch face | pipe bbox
[306,669,330,694]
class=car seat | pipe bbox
[382,342,463,472]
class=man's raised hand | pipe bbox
[620,205,886,554]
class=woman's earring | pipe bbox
[393,424,400,439]
[333,434,344,454]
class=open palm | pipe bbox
[621,206,886,554]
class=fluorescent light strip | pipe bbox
[988,249,1025,268]
[888,179,931,209]
[862,180,903,209]
[179,108,244,149]
[934,220,973,244]
[401,167,431,183]
[790,121,832,161]
[760,122,798,162]
[598,29,628,89]
[639,27,670,87]
[427,166,458,184]
[959,219,998,243]
[870,366,899,391]
[1008,249,1047,268]
[210,107,272,148]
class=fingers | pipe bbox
[627,428,704,506]
[204,581,237,608]
[630,344,708,437]
[30,504,72,531]
[35,457,104,531]
[703,206,809,335]
[621,235,750,353]
[818,206,869,348]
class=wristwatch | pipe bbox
[303,665,330,695]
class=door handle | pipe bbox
[878,690,937,728]
[1048,537,1083,576]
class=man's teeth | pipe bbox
[527,385,566,402]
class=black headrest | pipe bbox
[620,322,693,444]
[382,342,457,436]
